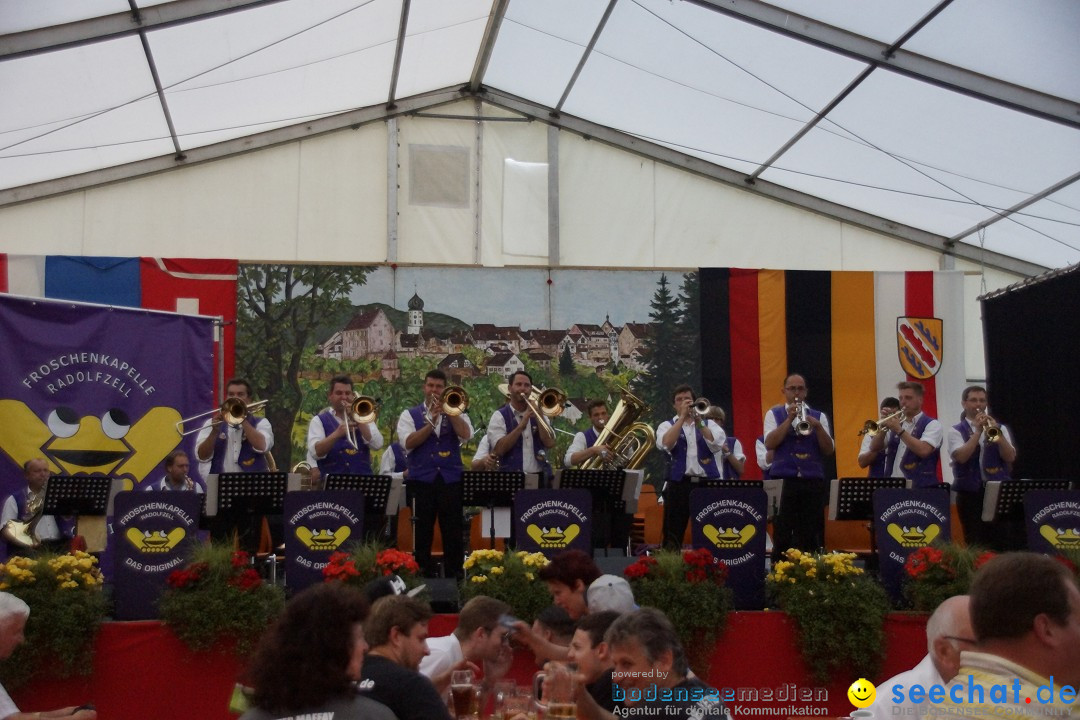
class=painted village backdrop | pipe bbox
[236,265,700,485]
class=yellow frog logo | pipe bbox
[1039,525,1080,548]
[125,527,187,553]
[703,524,756,548]
[886,523,941,548]
[295,526,351,551]
[526,524,580,548]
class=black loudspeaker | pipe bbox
[422,578,461,614]
[594,554,634,576]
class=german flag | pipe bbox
[700,268,966,482]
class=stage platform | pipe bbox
[12,611,927,719]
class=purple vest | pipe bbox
[316,411,373,476]
[209,416,269,474]
[584,427,600,448]
[951,417,1010,492]
[722,437,740,480]
[899,414,939,488]
[497,405,543,472]
[11,488,75,538]
[667,419,721,482]
[406,405,464,483]
[768,405,825,479]
[869,431,902,478]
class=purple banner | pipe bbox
[1024,490,1080,555]
[514,489,592,558]
[0,296,214,557]
[112,490,201,619]
[285,490,365,592]
[873,488,952,603]
[690,488,767,610]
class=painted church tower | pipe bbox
[407,291,424,335]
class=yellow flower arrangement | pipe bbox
[0,551,107,690]
[766,549,890,684]
[460,549,550,622]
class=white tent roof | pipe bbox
[2,0,1078,273]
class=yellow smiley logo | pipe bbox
[847,678,876,708]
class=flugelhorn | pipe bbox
[175,397,268,436]
[857,409,904,437]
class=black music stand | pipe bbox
[325,474,394,541]
[462,471,526,549]
[41,475,113,552]
[984,479,1072,551]
[695,479,765,490]
[829,477,907,572]
[210,471,288,553]
[559,469,629,553]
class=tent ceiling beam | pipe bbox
[469,0,510,92]
[0,0,291,61]
[947,170,1080,246]
[748,0,952,181]
[685,0,1080,130]
[554,0,619,114]
[480,87,1048,277]
[386,0,412,107]
[0,86,467,207]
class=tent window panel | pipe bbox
[409,145,470,208]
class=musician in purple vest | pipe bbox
[563,399,613,467]
[397,369,473,577]
[1,458,72,557]
[195,378,274,475]
[764,374,834,556]
[308,374,383,478]
[944,386,1017,548]
[858,396,901,477]
[871,381,942,488]
[711,407,745,480]
[488,370,556,475]
[144,450,204,493]
[656,385,726,549]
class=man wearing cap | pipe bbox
[587,575,637,615]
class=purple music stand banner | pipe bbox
[285,490,365,592]
[690,488,767,610]
[514,489,592,558]
[1024,490,1080,554]
[873,489,951,603]
[112,490,201,620]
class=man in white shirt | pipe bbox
[144,450,203,493]
[564,400,613,468]
[488,371,555,476]
[307,374,382,477]
[655,385,726,549]
[867,595,973,720]
[1,458,69,556]
[943,386,1017,548]
[869,381,942,488]
[195,378,274,475]
[419,596,512,697]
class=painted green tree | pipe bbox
[236,264,374,470]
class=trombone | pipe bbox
[343,396,379,448]
[175,397,268,436]
[498,383,567,438]
[425,386,469,428]
[857,409,904,437]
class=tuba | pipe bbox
[2,488,45,549]
[580,387,655,471]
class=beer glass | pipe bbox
[450,669,479,720]
[533,661,577,719]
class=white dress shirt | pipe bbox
[307,408,383,461]
[943,417,1014,482]
[195,416,274,475]
[487,407,541,473]
[654,419,726,476]
[396,408,474,456]
[888,412,942,479]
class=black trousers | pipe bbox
[772,477,828,559]
[956,488,988,547]
[411,476,463,578]
[661,479,693,550]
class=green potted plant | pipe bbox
[903,543,996,612]
[158,544,285,655]
[623,548,731,675]
[321,542,425,594]
[460,548,550,622]
[0,551,107,690]
[767,548,890,684]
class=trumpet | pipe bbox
[794,400,813,436]
[691,397,725,422]
[857,409,905,437]
[175,397,268,436]
[982,413,1002,443]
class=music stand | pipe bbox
[462,471,526,549]
[558,469,632,552]
[325,474,396,539]
[695,479,765,490]
[207,472,288,551]
[829,477,907,569]
[42,476,114,551]
[982,480,1073,522]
